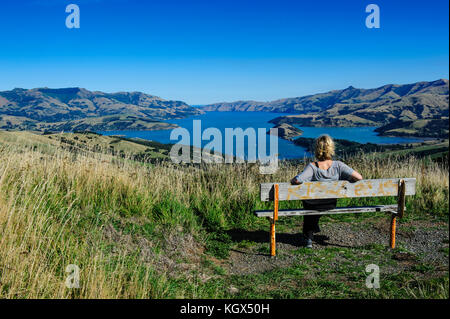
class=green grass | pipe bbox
[0,131,448,298]
[188,246,449,299]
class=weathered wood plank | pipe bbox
[260,178,416,201]
[397,179,406,219]
[255,205,398,217]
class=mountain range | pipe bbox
[0,87,203,131]
[203,79,449,137]
[0,80,448,138]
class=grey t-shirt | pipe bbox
[293,160,355,184]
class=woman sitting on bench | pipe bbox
[291,134,363,248]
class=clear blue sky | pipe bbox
[0,0,448,104]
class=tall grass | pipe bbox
[0,143,448,298]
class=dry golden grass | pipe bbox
[0,142,448,298]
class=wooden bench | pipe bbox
[254,178,416,256]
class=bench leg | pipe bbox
[270,221,276,256]
[270,183,279,257]
[390,179,405,249]
[390,214,396,249]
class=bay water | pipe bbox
[99,112,424,160]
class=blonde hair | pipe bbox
[314,134,335,161]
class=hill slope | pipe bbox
[203,79,449,132]
[0,87,203,131]
[0,133,448,298]
[374,118,449,138]
[0,130,171,160]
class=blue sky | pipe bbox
[0,0,448,104]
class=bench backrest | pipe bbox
[260,178,416,202]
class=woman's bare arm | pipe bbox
[291,164,314,185]
[350,170,363,182]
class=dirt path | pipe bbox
[222,219,449,276]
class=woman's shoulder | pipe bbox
[332,160,353,171]
[332,160,347,168]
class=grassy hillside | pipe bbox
[0,87,203,131]
[0,131,171,161]
[374,118,449,139]
[293,136,449,162]
[0,133,448,298]
[267,123,303,141]
[204,79,449,136]
[0,114,178,132]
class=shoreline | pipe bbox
[176,111,445,141]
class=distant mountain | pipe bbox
[203,79,449,133]
[0,87,203,131]
[0,115,177,133]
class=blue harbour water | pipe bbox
[99,112,425,160]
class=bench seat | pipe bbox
[254,204,399,218]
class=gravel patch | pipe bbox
[223,219,449,276]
